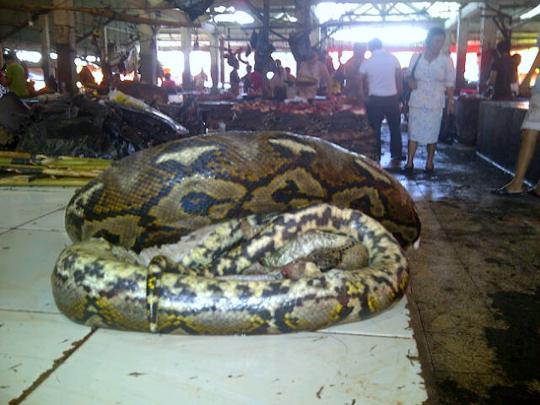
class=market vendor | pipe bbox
[0,53,30,98]
[269,59,286,100]
[161,72,177,93]
[194,68,208,90]
[343,43,366,103]
[284,67,296,99]
[297,50,330,99]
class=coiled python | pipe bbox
[53,131,420,335]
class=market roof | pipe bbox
[0,1,539,53]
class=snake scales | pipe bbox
[53,131,421,334]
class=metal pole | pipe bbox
[40,14,51,80]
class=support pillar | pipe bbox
[310,16,320,49]
[455,10,469,91]
[219,37,225,88]
[53,0,76,94]
[138,25,158,84]
[295,0,312,30]
[100,25,112,84]
[294,0,313,76]
[210,33,219,92]
[40,14,51,80]
[479,3,498,88]
[181,27,192,89]
[101,25,108,65]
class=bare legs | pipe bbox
[405,140,436,171]
[426,143,437,170]
[500,129,540,194]
[405,140,417,169]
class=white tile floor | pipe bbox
[0,187,427,405]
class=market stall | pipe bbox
[204,98,378,161]
[477,100,540,184]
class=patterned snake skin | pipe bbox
[53,131,421,334]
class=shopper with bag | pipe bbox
[404,27,455,173]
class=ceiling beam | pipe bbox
[240,0,289,41]
[0,2,198,28]
[445,2,483,31]
[0,11,45,42]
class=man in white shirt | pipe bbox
[359,38,404,163]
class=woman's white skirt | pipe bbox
[521,93,540,131]
[408,107,443,145]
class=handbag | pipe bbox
[403,53,422,103]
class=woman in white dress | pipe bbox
[404,27,455,172]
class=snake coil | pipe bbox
[54,131,420,334]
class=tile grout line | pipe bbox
[0,308,61,315]
[405,200,445,404]
[406,284,440,404]
[3,207,66,233]
[318,330,414,340]
[8,328,97,405]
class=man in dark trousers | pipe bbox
[359,38,403,164]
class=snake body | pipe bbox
[53,204,408,334]
[55,131,420,334]
[65,131,420,251]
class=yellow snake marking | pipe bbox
[244,168,326,212]
[332,187,385,217]
[269,138,317,155]
[81,215,146,249]
[354,158,392,184]
[367,295,380,312]
[381,219,419,246]
[155,145,219,166]
[329,302,344,321]
[65,182,103,219]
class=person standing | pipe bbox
[359,38,403,164]
[404,27,455,173]
[297,49,330,99]
[242,65,253,93]
[269,59,286,100]
[161,73,177,93]
[193,68,208,91]
[229,66,240,96]
[0,53,30,98]
[248,67,263,95]
[486,40,514,100]
[492,68,540,197]
[284,67,296,99]
[343,43,366,104]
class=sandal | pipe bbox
[401,165,414,174]
[491,187,524,196]
[527,188,540,198]
[425,165,434,173]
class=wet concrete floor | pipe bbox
[379,132,540,404]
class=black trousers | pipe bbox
[366,94,402,159]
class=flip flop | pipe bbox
[400,166,414,174]
[491,187,524,196]
[527,188,540,198]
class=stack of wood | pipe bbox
[0,151,110,187]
